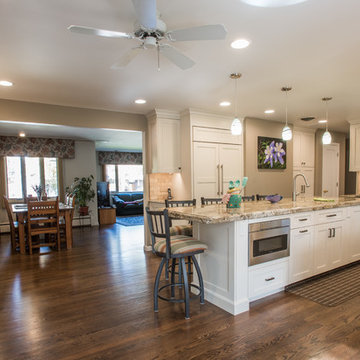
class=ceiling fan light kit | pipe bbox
[68,0,227,71]
[281,86,293,141]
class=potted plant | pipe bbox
[67,175,95,216]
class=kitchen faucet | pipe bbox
[292,173,310,202]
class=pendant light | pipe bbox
[230,73,242,135]
[322,97,332,145]
[281,86,292,141]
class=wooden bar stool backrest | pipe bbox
[242,195,255,202]
[27,198,60,253]
[201,197,222,205]
[165,199,196,208]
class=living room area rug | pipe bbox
[116,216,144,227]
[286,262,360,307]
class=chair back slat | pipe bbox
[242,195,255,202]
[165,199,196,208]
[256,194,275,201]
[3,196,16,232]
[201,197,222,205]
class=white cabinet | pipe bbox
[346,206,360,263]
[314,220,344,275]
[193,142,243,200]
[349,123,360,171]
[289,226,314,283]
[293,131,315,168]
[147,110,180,173]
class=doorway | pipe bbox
[322,143,340,197]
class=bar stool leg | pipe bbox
[154,258,166,312]
[192,255,205,305]
[171,258,176,298]
[180,257,190,319]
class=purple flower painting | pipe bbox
[258,137,287,169]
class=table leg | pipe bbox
[65,211,73,249]
[17,213,25,255]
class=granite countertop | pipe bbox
[167,196,360,224]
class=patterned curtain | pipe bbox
[0,136,75,159]
[98,151,142,165]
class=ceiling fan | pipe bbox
[68,0,227,70]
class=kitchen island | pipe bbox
[167,197,360,315]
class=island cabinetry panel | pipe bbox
[345,206,360,262]
[193,142,242,200]
[249,258,289,301]
[314,220,344,275]
[289,226,314,283]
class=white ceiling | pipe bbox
[1,0,360,133]
[0,121,142,152]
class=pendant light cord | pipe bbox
[285,89,288,126]
[325,99,329,131]
[234,78,238,118]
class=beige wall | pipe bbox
[244,117,293,198]
[314,130,346,196]
[0,99,146,132]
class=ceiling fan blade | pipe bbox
[160,45,195,70]
[167,24,227,42]
[68,25,133,39]
[132,0,157,30]
[111,48,143,69]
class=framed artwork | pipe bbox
[257,136,286,169]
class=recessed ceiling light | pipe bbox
[264,109,275,114]
[318,119,328,123]
[134,99,146,104]
[241,0,308,7]
[231,39,251,49]
[220,101,231,107]
[0,80,13,87]
[19,132,26,137]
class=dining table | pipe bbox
[12,203,74,254]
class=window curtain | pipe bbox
[0,136,75,159]
[98,151,142,165]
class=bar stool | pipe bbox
[146,207,207,319]
[242,195,255,202]
[201,197,222,205]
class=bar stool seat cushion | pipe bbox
[169,225,193,236]
[154,235,208,255]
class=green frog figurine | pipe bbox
[222,177,248,208]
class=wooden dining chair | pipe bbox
[27,198,60,254]
[60,195,75,247]
[3,196,20,252]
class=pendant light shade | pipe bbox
[322,130,332,145]
[231,117,242,135]
[321,97,332,145]
[230,73,243,135]
[281,86,292,141]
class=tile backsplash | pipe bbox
[149,173,179,201]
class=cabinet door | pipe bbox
[219,144,243,196]
[289,227,314,283]
[193,142,219,200]
[349,123,360,171]
[348,207,360,262]
[314,223,332,275]
[301,132,315,167]
[328,222,343,269]
[293,131,302,168]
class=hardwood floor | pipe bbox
[0,224,359,360]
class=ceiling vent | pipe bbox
[300,116,316,122]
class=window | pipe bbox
[5,156,60,199]
[105,164,143,192]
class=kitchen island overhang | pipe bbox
[167,197,360,315]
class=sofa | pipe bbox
[112,192,143,216]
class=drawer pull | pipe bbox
[265,277,275,282]
[299,229,308,233]
[299,218,308,222]
[326,214,337,217]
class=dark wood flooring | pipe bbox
[0,224,359,360]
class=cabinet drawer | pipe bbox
[291,213,314,229]
[249,260,288,299]
[315,209,344,224]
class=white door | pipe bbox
[322,143,340,197]
[193,142,219,201]
[328,221,343,269]
[219,144,243,196]
[289,227,314,283]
